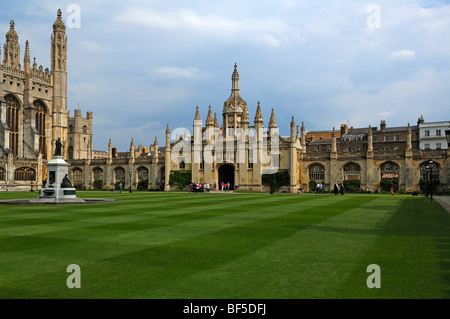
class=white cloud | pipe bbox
[153,66,200,79]
[390,49,416,59]
[114,7,297,47]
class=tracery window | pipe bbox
[5,94,20,157]
[34,100,47,158]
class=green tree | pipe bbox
[308,180,317,193]
[262,171,290,194]
[137,179,148,191]
[114,180,125,190]
[343,179,360,193]
[93,180,103,190]
[169,171,192,191]
[380,178,398,193]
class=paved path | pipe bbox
[435,196,450,213]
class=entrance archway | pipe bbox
[218,164,235,190]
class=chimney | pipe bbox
[340,124,348,136]
[380,120,386,132]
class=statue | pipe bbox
[61,174,72,188]
[54,138,63,156]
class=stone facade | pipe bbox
[0,10,92,191]
[0,11,447,193]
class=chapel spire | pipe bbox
[3,20,20,67]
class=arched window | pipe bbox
[5,94,20,157]
[309,164,325,181]
[420,162,440,181]
[34,100,47,159]
[343,163,361,180]
[380,162,399,180]
[68,145,74,160]
[82,125,88,134]
[115,167,125,182]
[69,125,74,133]
[138,167,148,181]
[179,160,185,169]
[93,168,103,181]
[72,168,82,184]
[14,167,35,181]
[0,168,5,181]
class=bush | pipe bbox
[308,180,317,193]
[343,179,360,193]
[419,179,440,194]
[74,183,86,190]
[380,178,398,193]
[169,171,192,191]
[93,180,103,190]
[262,171,290,194]
[137,179,148,191]
[114,180,125,190]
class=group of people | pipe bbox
[333,183,345,195]
[315,183,324,194]
[188,181,235,193]
[316,182,345,195]
[220,181,233,191]
[189,183,215,193]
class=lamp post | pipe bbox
[129,169,132,193]
[427,159,436,201]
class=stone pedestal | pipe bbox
[32,156,84,203]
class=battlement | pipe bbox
[86,112,93,120]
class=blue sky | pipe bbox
[1,0,449,151]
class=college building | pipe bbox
[1,11,448,193]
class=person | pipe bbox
[119,182,122,193]
[227,182,230,192]
[54,138,63,156]
[221,181,224,191]
[61,174,72,188]
[316,183,320,194]
[340,183,345,195]
[319,183,323,194]
[334,183,339,195]
[391,183,395,196]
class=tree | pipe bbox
[137,179,148,191]
[169,171,192,191]
[343,179,360,193]
[93,180,103,190]
[262,171,290,194]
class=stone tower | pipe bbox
[51,9,68,158]
[67,109,93,159]
[223,63,247,137]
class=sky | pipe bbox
[1,0,450,151]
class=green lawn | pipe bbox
[0,191,449,299]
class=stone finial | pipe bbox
[269,108,277,128]
[214,112,219,128]
[242,105,249,124]
[254,101,263,123]
[194,105,201,121]
[53,8,66,31]
[206,105,214,126]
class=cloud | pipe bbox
[153,66,200,79]
[114,7,297,47]
[390,49,416,59]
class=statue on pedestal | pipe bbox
[61,174,73,188]
[54,138,63,156]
